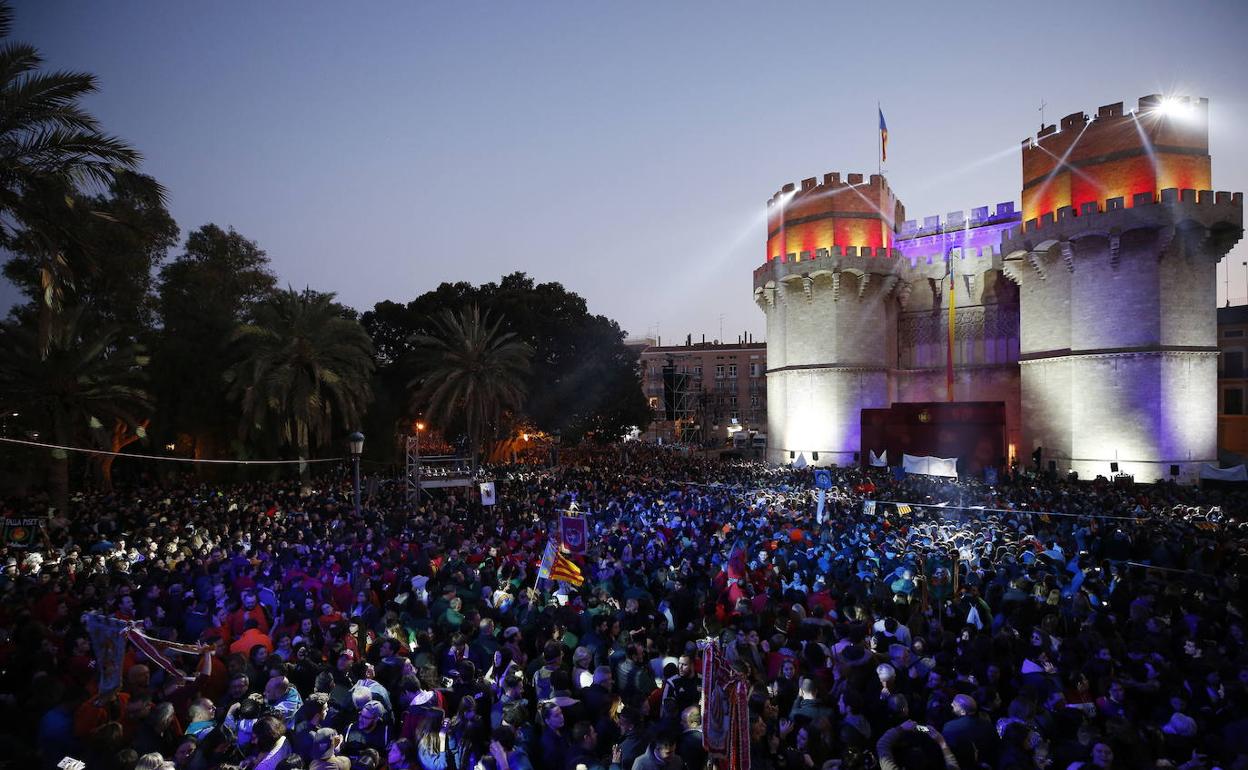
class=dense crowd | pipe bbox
[1,446,1247,770]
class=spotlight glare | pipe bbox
[1157,96,1195,119]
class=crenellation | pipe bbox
[1159,189,1178,204]
[971,206,989,221]
[1059,111,1088,131]
[1097,101,1124,119]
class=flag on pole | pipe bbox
[816,488,827,524]
[537,540,556,582]
[549,552,584,586]
[879,107,888,163]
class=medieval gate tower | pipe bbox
[754,95,1243,481]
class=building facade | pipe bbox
[639,340,767,446]
[1218,305,1248,457]
[755,94,1243,481]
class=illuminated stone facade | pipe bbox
[754,95,1243,481]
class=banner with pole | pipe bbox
[559,514,587,555]
[699,639,751,770]
[84,613,129,694]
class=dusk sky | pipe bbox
[8,1,1247,342]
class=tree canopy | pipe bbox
[362,272,650,444]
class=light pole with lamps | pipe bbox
[349,431,364,517]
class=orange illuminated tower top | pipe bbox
[766,173,906,262]
[1021,94,1211,225]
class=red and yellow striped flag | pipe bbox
[550,552,584,586]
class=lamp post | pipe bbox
[349,431,364,517]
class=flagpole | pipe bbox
[947,249,955,402]
[877,101,882,177]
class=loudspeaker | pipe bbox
[812,452,819,461]
[1110,462,1119,473]
[1170,464,1180,477]
[662,365,677,421]
[789,451,795,459]
[1048,460,1056,473]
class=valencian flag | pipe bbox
[879,107,888,163]
[549,551,584,587]
[559,514,588,555]
[537,540,557,582]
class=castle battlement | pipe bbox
[1020,93,1212,225]
[1025,95,1209,148]
[897,202,1017,237]
[767,172,888,208]
[1003,188,1243,245]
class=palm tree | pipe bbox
[0,1,163,354]
[224,288,375,469]
[0,308,152,512]
[408,305,532,470]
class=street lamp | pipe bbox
[349,431,364,517]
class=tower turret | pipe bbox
[1004,94,1242,481]
[755,173,907,465]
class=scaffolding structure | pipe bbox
[405,436,474,503]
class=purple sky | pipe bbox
[7,1,1247,342]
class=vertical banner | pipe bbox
[815,489,827,524]
[699,640,751,770]
[559,515,588,555]
[479,481,496,506]
[84,612,128,694]
[701,641,729,755]
[862,500,877,518]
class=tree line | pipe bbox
[0,2,649,512]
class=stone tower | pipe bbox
[753,173,907,465]
[1002,96,1243,480]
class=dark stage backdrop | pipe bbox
[860,401,1006,475]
